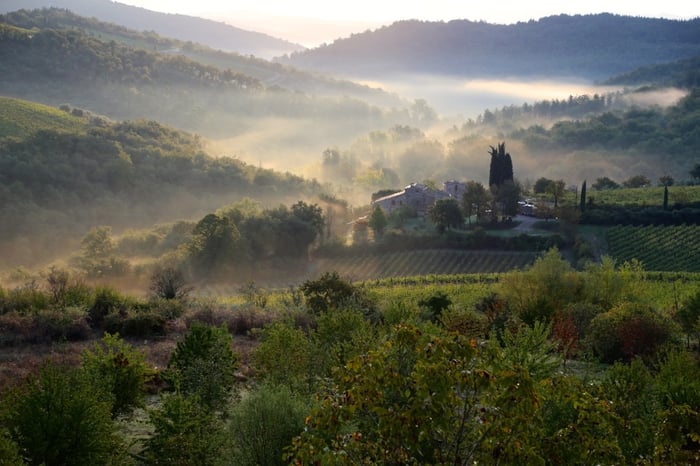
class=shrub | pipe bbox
[81,333,149,418]
[143,392,229,466]
[3,363,121,466]
[300,271,375,317]
[103,310,167,339]
[253,322,312,393]
[32,307,91,343]
[587,304,678,363]
[165,323,238,412]
[88,286,129,328]
[229,384,311,466]
[149,267,192,301]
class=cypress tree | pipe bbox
[580,180,587,212]
[663,185,669,210]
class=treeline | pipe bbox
[0,19,261,89]
[508,88,700,160]
[605,54,700,88]
[0,108,322,266]
[283,14,700,79]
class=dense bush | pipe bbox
[229,384,311,466]
[165,323,238,412]
[2,363,122,466]
[81,333,149,418]
[586,303,678,363]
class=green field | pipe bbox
[313,249,539,281]
[606,224,700,272]
[0,96,85,138]
[589,185,700,206]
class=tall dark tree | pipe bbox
[663,185,669,210]
[488,142,514,189]
[580,180,587,212]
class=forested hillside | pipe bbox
[0,10,418,172]
[0,97,322,267]
[282,14,700,80]
[0,8,397,105]
[0,0,303,58]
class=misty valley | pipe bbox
[1,3,700,466]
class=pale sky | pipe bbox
[116,1,700,46]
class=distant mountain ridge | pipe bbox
[0,0,304,58]
[280,14,700,81]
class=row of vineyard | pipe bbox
[606,224,700,272]
[312,249,539,281]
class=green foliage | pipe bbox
[2,363,121,466]
[81,333,149,418]
[368,205,388,237]
[653,350,700,463]
[417,291,452,323]
[488,321,561,381]
[428,198,463,233]
[499,248,582,325]
[229,384,311,466]
[88,286,130,328]
[601,359,658,463]
[252,322,313,393]
[187,214,242,276]
[0,427,22,466]
[143,392,229,466]
[587,303,678,363]
[311,309,377,376]
[166,323,238,412]
[461,180,490,224]
[300,271,374,316]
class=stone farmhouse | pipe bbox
[372,181,466,216]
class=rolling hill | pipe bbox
[0,0,304,59]
[281,14,700,81]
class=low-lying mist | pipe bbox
[353,74,622,117]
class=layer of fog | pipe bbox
[355,74,622,118]
[206,77,689,210]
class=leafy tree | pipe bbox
[548,179,566,208]
[690,163,700,182]
[533,177,554,194]
[143,392,229,466]
[418,291,452,323]
[252,322,313,393]
[592,176,620,190]
[229,384,311,466]
[149,266,192,300]
[461,180,490,224]
[495,179,521,217]
[500,248,582,325]
[165,323,238,412]
[429,198,463,233]
[659,175,674,186]
[368,205,388,238]
[300,271,373,316]
[623,174,651,188]
[81,332,149,418]
[187,214,241,275]
[3,363,121,466]
[75,226,129,277]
